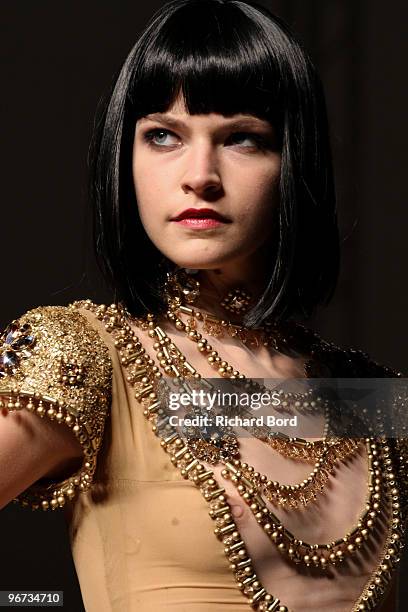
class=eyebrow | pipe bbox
[139,113,272,131]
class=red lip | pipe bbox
[171,208,230,222]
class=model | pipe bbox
[0,1,406,610]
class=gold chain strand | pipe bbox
[263,436,329,461]
[235,439,362,509]
[71,300,405,612]
[262,435,355,462]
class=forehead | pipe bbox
[137,92,273,131]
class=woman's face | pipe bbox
[132,94,281,272]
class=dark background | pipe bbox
[1,1,407,610]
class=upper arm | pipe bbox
[0,304,112,511]
[0,401,83,511]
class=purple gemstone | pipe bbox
[4,323,19,345]
[0,350,18,368]
[12,334,35,349]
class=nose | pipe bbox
[181,141,222,199]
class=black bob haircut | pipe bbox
[89,0,339,327]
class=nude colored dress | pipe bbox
[0,302,406,611]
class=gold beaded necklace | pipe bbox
[139,312,385,568]
[235,438,361,509]
[73,299,405,612]
[142,307,363,510]
[222,439,380,569]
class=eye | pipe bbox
[142,128,271,151]
[227,132,267,149]
[143,128,180,148]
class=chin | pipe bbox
[163,254,239,271]
[167,259,219,270]
[158,244,245,271]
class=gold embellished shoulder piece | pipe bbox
[0,304,112,510]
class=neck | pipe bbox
[190,259,269,325]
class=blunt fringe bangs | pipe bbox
[89,0,340,326]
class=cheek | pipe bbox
[232,168,280,251]
[132,164,160,246]
[133,157,149,203]
[256,160,281,198]
[132,158,164,224]
[236,164,280,220]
